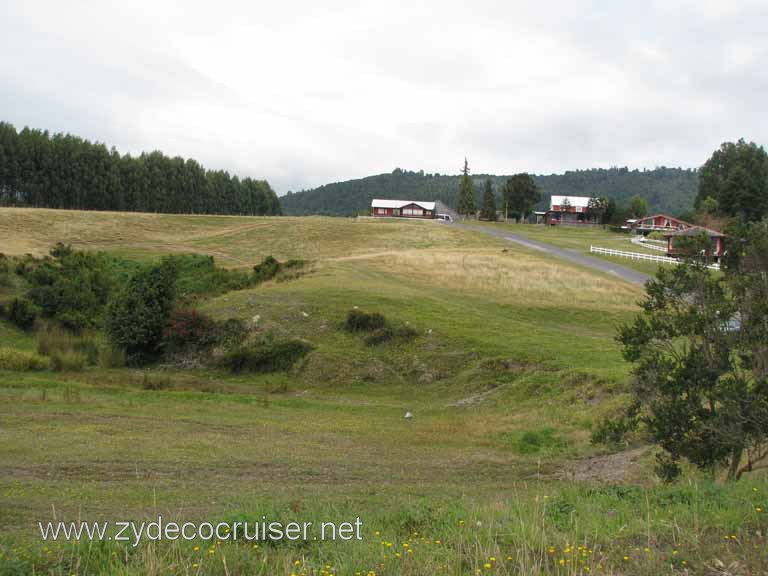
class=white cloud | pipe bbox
[1,0,767,193]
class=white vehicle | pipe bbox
[436,213,453,222]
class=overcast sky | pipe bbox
[2,1,766,194]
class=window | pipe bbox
[376,208,387,214]
[403,208,423,216]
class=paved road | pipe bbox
[449,222,650,286]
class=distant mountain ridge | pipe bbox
[280,167,698,217]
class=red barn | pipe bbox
[663,226,726,260]
[371,199,436,219]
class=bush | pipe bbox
[50,350,87,372]
[0,255,10,287]
[105,260,178,363]
[216,318,249,349]
[21,243,116,332]
[218,338,312,373]
[163,309,219,354]
[0,347,50,371]
[253,255,281,282]
[344,309,386,332]
[6,298,37,330]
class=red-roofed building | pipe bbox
[663,226,726,260]
[626,214,693,235]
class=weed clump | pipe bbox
[141,372,171,390]
[511,427,571,455]
[218,338,312,374]
[50,350,87,372]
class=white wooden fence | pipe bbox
[630,235,668,252]
[590,245,720,270]
[590,245,679,264]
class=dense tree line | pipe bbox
[280,166,698,217]
[696,139,768,222]
[0,122,281,215]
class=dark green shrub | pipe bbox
[105,260,178,363]
[20,243,116,332]
[253,255,280,282]
[0,254,10,287]
[344,309,386,332]
[218,339,312,373]
[6,298,37,330]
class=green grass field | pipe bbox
[0,208,765,575]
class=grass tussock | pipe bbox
[508,426,572,455]
[37,328,99,364]
[97,346,126,369]
[49,350,87,372]
[344,309,419,346]
[0,347,50,371]
[344,309,386,332]
[141,372,171,390]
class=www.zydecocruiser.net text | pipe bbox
[38,516,364,548]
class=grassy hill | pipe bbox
[280,166,699,217]
[0,208,765,575]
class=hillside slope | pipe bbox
[281,166,698,216]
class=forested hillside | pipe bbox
[281,166,698,216]
[0,122,281,215]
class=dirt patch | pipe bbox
[549,447,649,483]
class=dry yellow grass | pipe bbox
[0,208,495,265]
[364,249,641,309]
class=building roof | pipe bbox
[635,214,692,226]
[549,195,592,210]
[371,199,436,210]
[663,225,725,238]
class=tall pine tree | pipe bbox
[457,158,476,217]
[480,178,496,221]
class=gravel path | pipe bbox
[450,222,650,286]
